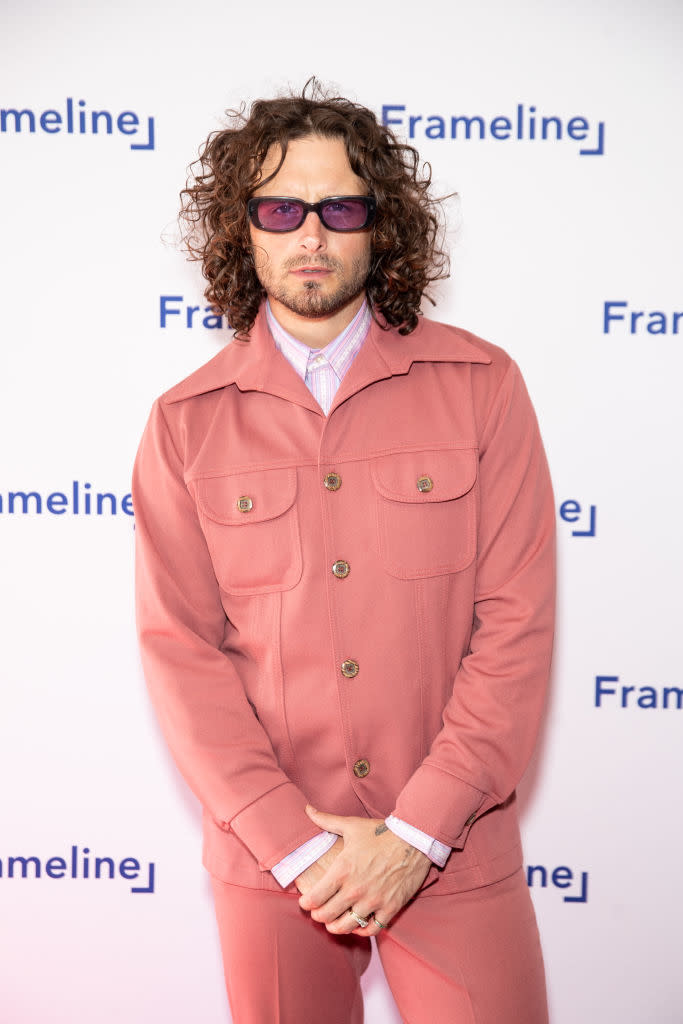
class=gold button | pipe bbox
[416,476,433,493]
[353,758,370,778]
[341,659,359,678]
[332,559,350,579]
[237,496,253,512]
[465,812,478,827]
[324,472,342,491]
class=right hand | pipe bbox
[294,836,344,897]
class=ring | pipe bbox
[374,918,387,930]
[348,909,369,928]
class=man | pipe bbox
[133,82,555,1024]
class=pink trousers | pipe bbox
[210,867,548,1024]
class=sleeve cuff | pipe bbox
[386,815,451,868]
[392,763,492,849]
[229,782,323,869]
[271,831,338,888]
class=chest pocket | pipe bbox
[371,449,477,579]
[194,468,302,595]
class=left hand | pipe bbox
[298,805,431,936]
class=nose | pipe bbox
[298,210,327,252]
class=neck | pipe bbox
[266,293,366,349]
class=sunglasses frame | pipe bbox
[247,195,377,233]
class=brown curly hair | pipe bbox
[179,79,450,337]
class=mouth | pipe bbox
[290,264,334,277]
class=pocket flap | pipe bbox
[371,449,477,503]
[195,468,297,525]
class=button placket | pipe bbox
[321,459,366,786]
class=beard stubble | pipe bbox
[257,252,372,320]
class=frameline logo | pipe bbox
[559,499,597,537]
[595,675,683,710]
[526,863,589,903]
[0,845,155,894]
[1,98,155,150]
[0,482,133,517]
[160,295,226,329]
[382,103,605,156]
[603,301,682,335]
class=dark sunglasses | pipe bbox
[247,195,376,233]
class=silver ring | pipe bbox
[348,909,369,928]
[374,918,387,930]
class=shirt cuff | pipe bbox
[270,830,338,888]
[386,815,451,868]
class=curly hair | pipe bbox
[179,79,450,337]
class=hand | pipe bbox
[297,806,431,936]
[294,836,344,897]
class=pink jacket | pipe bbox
[133,307,555,896]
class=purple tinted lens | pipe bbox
[257,199,305,230]
[321,199,368,230]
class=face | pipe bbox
[248,135,373,323]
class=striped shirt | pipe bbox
[266,299,371,415]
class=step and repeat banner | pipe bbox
[1,1,681,1021]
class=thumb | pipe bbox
[305,805,346,834]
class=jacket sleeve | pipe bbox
[391,358,556,849]
[132,398,320,870]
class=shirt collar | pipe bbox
[161,303,492,408]
[266,299,372,382]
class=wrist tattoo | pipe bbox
[375,823,389,836]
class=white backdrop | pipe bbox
[1,1,682,1021]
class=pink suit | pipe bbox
[133,307,555,1021]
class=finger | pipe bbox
[328,896,399,935]
[304,805,351,834]
[310,888,357,924]
[299,872,341,911]
[325,906,370,935]
[370,912,391,934]
[347,910,393,937]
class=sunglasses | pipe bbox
[247,195,376,233]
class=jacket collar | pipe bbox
[162,303,491,409]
